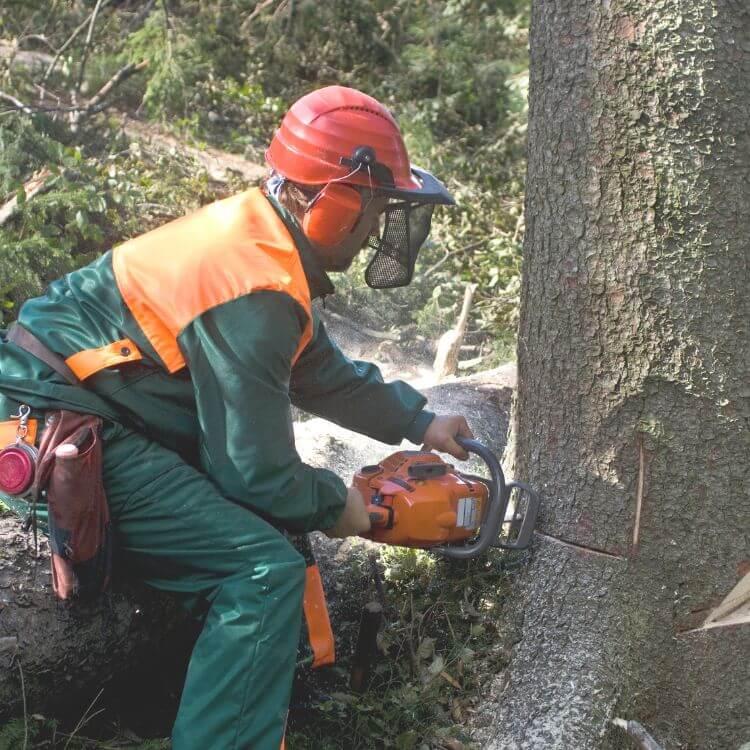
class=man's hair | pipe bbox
[276,179,314,222]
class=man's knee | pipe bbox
[233,534,306,596]
[266,540,306,593]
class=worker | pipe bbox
[0,85,473,748]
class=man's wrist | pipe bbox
[403,409,435,445]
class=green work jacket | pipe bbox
[0,193,433,532]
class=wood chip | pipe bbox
[440,670,462,689]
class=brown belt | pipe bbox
[6,323,80,386]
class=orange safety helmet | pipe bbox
[266,86,454,288]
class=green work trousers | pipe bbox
[102,420,305,749]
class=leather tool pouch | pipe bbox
[33,411,112,600]
[7,324,112,600]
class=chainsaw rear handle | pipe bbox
[434,437,540,558]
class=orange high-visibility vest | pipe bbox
[66,189,313,380]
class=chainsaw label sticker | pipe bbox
[457,497,481,529]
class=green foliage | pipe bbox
[0,718,36,750]
[288,548,515,749]
[0,0,528,350]
[0,115,220,324]
[0,715,170,749]
[123,10,206,118]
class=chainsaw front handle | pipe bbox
[433,438,507,559]
[434,437,540,558]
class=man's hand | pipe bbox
[422,415,475,460]
[323,487,372,539]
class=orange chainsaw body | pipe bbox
[353,450,488,548]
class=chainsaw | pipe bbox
[353,436,540,558]
[298,438,539,676]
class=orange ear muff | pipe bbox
[302,184,362,247]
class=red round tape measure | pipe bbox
[0,443,38,496]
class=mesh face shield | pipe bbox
[364,202,435,289]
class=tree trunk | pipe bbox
[474,1,750,748]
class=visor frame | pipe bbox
[367,166,456,207]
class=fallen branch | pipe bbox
[74,0,107,99]
[0,90,34,115]
[0,98,89,117]
[87,60,149,113]
[0,61,148,120]
[40,0,113,86]
[241,0,277,31]
[0,169,53,227]
[421,238,488,278]
[458,355,486,370]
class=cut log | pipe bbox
[0,512,189,721]
[0,42,54,74]
[118,117,266,185]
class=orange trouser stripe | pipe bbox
[303,564,335,668]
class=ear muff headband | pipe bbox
[302,183,363,248]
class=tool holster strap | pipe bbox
[7,324,81,386]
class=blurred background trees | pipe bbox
[0,0,529,365]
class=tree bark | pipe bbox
[474,1,750,748]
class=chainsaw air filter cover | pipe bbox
[353,450,488,548]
